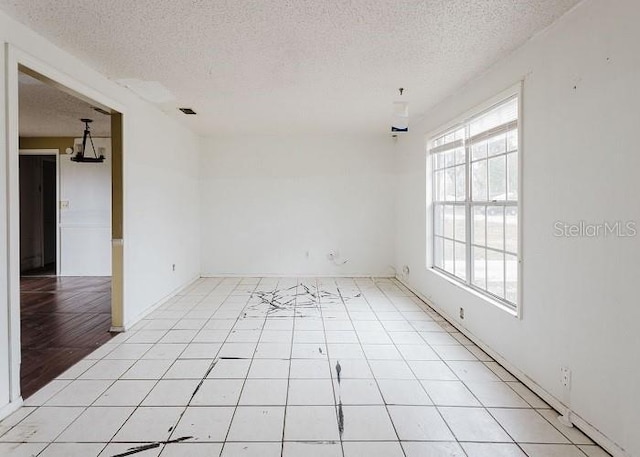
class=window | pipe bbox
[430,94,519,309]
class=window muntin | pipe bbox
[431,95,519,308]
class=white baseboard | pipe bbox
[0,397,23,422]
[395,276,629,457]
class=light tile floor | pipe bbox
[0,277,611,457]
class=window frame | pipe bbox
[427,83,523,317]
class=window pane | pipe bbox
[507,153,518,200]
[505,207,518,253]
[488,155,506,200]
[445,168,456,201]
[433,236,444,269]
[505,253,518,304]
[454,205,466,242]
[487,206,504,250]
[472,206,486,246]
[443,239,454,274]
[487,132,506,157]
[472,246,486,289]
[471,140,487,161]
[443,150,454,168]
[443,205,454,239]
[507,129,518,152]
[434,170,444,201]
[471,160,487,201]
[433,204,444,237]
[487,250,505,298]
[470,97,518,136]
[454,146,465,165]
[454,241,467,280]
[455,165,465,201]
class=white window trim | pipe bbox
[425,82,524,319]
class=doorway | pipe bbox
[19,151,59,277]
[9,61,125,401]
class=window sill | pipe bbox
[428,267,520,319]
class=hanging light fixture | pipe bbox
[391,87,409,134]
[70,118,105,163]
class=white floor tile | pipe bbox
[38,443,105,457]
[334,379,383,405]
[142,379,200,406]
[239,379,288,405]
[537,409,593,445]
[343,441,404,457]
[254,342,291,359]
[113,407,183,442]
[45,380,113,406]
[368,360,415,380]
[142,344,187,361]
[163,359,212,379]
[420,380,481,407]
[408,361,457,380]
[248,359,290,378]
[447,361,501,382]
[208,359,251,378]
[22,381,71,407]
[519,444,586,457]
[221,442,281,457]
[288,379,335,405]
[387,405,454,441]
[402,441,466,457]
[93,380,157,406]
[0,407,84,442]
[103,343,153,360]
[227,406,285,441]
[191,379,244,406]
[440,406,512,442]
[284,406,339,441]
[12,277,610,457]
[462,442,527,457]
[331,359,373,379]
[0,443,47,457]
[340,405,397,441]
[171,406,234,442]
[56,406,134,442]
[122,360,173,379]
[283,441,342,457]
[489,408,570,444]
[161,442,224,456]
[464,381,531,408]
[377,379,432,405]
[179,343,222,361]
[78,359,135,380]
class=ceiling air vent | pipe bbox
[179,108,197,115]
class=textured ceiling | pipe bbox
[19,72,111,137]
[3,0,580,135]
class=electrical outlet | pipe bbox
[60,200,70,209]
[561,367,571,388]
[459,307,464,319]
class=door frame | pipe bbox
[5,44,126,406]
[18,149,60,275]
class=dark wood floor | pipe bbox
[21,276,115,399]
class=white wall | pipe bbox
[59,137,111,276]
[0,10,201,413]
[200,135,395,277]
[394,1,640,456]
